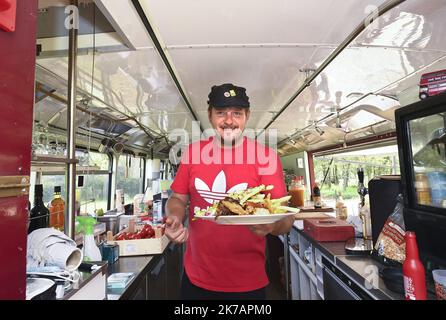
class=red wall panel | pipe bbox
[0,0,37,299]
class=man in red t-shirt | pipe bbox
[165,83,294,299]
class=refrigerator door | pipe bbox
[409,112,446,209]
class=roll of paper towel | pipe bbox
[45,243,83,272]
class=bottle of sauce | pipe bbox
[415,173,431,205]
[313,184,322,209]
[403,232,427,300]
[49,186,65,232]
[289,177,305,207]
[336,194,348,220]
[29,184,49,234]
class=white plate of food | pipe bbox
[193,184,300,225]
[194,212,298,225]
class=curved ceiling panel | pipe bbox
[273,45,443,142]
[169,47,318,121]
[141,0,386,45]
[37,49,196,135]
[354,0,446,52]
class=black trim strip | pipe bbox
[132,0,203,132]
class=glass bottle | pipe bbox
[28,184,49,234]
[403,232,427,300]
[49,186,65,232]
[313,183,322,208]
[336,194,348,220]
[289,177,305,208]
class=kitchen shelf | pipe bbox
[31,163,105,175]
[32,155,79,164]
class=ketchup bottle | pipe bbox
[403,232,427,300]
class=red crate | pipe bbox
[303,218,355,242]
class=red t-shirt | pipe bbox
[170,136,286,292]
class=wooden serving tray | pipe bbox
[299,206,334,212]
[294,212,331,220]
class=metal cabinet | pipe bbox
[146,255,167,299]
[322,257,373,300]
[165,242,182,299]
[129,275,147,300]
[288,228,322,300]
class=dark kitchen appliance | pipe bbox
[395,91,446,271]
[322,257,373,300]
[379,267,405,294]
[368,175,402,247]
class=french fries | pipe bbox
[194,184,300,218]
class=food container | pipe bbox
[96,210,124,236]
[432,269,446,300]
[108,225,169,256]
[303,218,355,242]
[101,243,119,264]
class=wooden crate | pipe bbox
[108,234,169,256]
[107,225,169,256]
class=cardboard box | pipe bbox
[107,226,169,256]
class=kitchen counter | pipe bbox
[292,221,402,299]
[106,239,182,300]
[107,255,155,300]
[334,255,404,300]
[62,262,108,300]
[291,221,436,300]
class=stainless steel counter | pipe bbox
[291,222,436,300]
[292,222,403,300]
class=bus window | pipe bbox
[419,69,446,100]
[77,152,111,214]
[41,175,66,205]
[116,154,144,204]
[313,145,400,216]
[30,151,111,214]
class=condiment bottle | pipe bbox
[49,186,65,231]
[403,232,427,300]
[29,184,49,233]
[313,184,322,209]
[336,194,348,220]
[289,177,305,207]
[415,173,431,205]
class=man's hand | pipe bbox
[248,215,295,237]
[248,223,276,237]
[165,215,189,243]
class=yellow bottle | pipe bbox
[49,186,65,232]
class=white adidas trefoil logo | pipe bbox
[195,170,248,204]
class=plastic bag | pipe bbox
[374,194,406,264]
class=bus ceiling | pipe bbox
[34,0,446,157]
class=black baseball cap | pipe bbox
[207,83,250,108]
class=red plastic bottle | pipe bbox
[403,232,427,300]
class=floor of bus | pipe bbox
[266,235,287,300]
[266,280,287,300]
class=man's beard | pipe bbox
[218,126,243,146]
